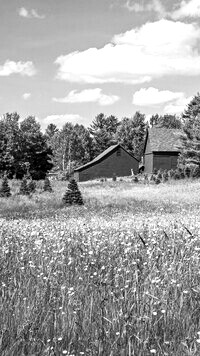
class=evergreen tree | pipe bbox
[66,178,84,205]
[28,180,36,194]
[43,177,53,192]
[116,112,146,160]
[179,93,200,169]
[89,113,119,156]
[19,177,30,195]
[0,176,11,197]
[62,188,73,205]
[150,114,182,129]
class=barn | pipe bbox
[144,128,182,173]
[74,143,139,181]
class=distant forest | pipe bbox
[0,93,200,179]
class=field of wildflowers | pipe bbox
[1,178,200,355]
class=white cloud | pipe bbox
[22,93,31,100]
[41,114,87,130]
[124,0,166,17]
[133,87,184,106]
[53,88,119,106]
[55,19,200,85]
[172,0,200,19]
[18,7,45,19]
[164,96,193,114]
[0,60,36,76]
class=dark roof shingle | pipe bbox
[148,128,182,152]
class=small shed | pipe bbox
[144,128,181,173]
[74,144,139,181]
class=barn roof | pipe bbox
[144,128,182,153]
[74,143,139,172]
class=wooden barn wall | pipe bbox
[144,153,153,173]
[77,148,139,181]
[153,153,179,171]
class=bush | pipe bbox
[0,176,11,197]
[191,165,200,178]
[43,177,53,192]
[157,170,163,180]
[112,174,117,182]
[28,180,36,194]
[184,166,191,178]
[150,174,156,181]
[133,175,139,183]
[162,170,169,182]
[155,177,161,185]
[19,177,30,195]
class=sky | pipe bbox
[1,0,200,129]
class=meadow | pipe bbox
[1,178,200,355]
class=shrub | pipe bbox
[155,177,161,184]
[150,174,156,181]
[112,174,117,182]
[0,176,11,197]
[169,169,175,179]
[191,165,200,178]
[28,180,36,194]
[19,177,30,195]
[184,166,191,178]
[162,170,169,182]
[133,175,139,183]
[173,170,181,180]
[43,177,53,192]
[157,170,163,180]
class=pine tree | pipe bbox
[28,179,36,193]
[43,177,53,192]
[19,177,30,195]
[179,93,200,169]
[0,176,11,197]
[62,188,73,205]
[65,178,84,205]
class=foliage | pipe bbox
[0,176,11,197]
[50,122,93,172]
[63,178,84,205]
[179,93,200,173]
[28,179,36,194]
[116,111,146,161]
[43,177,53,192]
[0,113,53,179]
[89,113,119,156]
[62,188,73,205]
[150,113,182,129]
[68,178,84,205]
[19,177,30,195]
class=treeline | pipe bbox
[1,92,200,179]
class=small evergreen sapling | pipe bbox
[63,178,84,205]
[0,176,11,197]
[184,166,191,178]
[19,177,30,195]
[62,188,73,205]
[28,179,36,194]
[43,177,53,192]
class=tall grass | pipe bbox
[0,179,200,355]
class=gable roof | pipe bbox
[144,128,182,153]
[74,143,139,172]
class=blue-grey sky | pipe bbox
[1,0,200,129]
